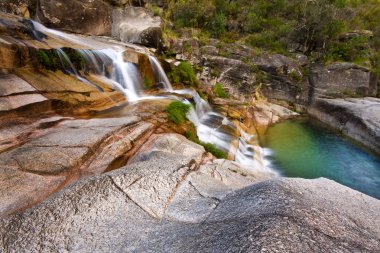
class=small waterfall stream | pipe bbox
[148,56,173,91]
[29,19,275,174]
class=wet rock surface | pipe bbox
[0,134,379,252]
[309,97,380,154]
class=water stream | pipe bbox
[27,19,281,175]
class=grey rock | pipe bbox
[112,7,163,48]
[253,53,304,75]
[0,133,378,252]
[38,0,112,36]
[0,145,89,174]
[0,116,145,216]
[0,94,49,112]
[308,97,380,154]
[0,166,65,218]
[206,55,256,96]
[310,63,376,98]
[0,171,378,252]
[129,133,205,164]
[0,74,36,96]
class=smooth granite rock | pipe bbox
[0,134,379,252]
[0,116,155,217]
[308,97,380,154]
[112,7,163,48]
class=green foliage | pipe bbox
[168,0,215,28]
[143,77,153,89]
[167,0,380,62]
[213,82,229,98]
[61,48,85,71]
[211,13,227,38]
[37,49,60,71]
[166,101,191,125]
[147,4,163,17]
[198,90,206,99]
[324,36,371,64]
[169,62,199,87]
[185,131,227,159]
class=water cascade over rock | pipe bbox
[10,17,276,174]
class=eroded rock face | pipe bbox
[308,97,380,154]
[112,7,163,48]
[38,0,112,36]
[310,63,377,98]
[0,148,378,252]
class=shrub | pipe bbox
[166,101,191,125]
[169,0,215,28]
[210,13,227,38]
[169,61,199,87]
[185,131,227,159]
[325,36,371,64]
[213,82,229,98]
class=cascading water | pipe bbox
[29,18,275,173]
[148,56,173,91]
[185,91,274,172]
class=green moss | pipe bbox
[61,48,85,71]
[198,90,206,99]
[166,101,191,125]
[185,131,227,159]
[37,50,51,69]
[213,82,229,98]
[202,142,227,158]
[168,61,199,87]
[143,77,154,89]
[37,49,60,71]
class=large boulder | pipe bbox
[309,62,377,98]
[38,0,112,36]
[112,7,163,48]
[308,97,380,154]
[0,147,379,252]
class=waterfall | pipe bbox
[184,89,273,172]
[148,56,173,91]
[28,18,274,173]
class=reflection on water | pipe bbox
[264,118,380,199]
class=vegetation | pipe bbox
[36,48,85,72]
[37,49,61,71]
[61,48,85,71]
[213,82,229,98]
[167,0,380,64]
[165,101,191,125]
[168,61,199,87]
[185,131,227,159]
